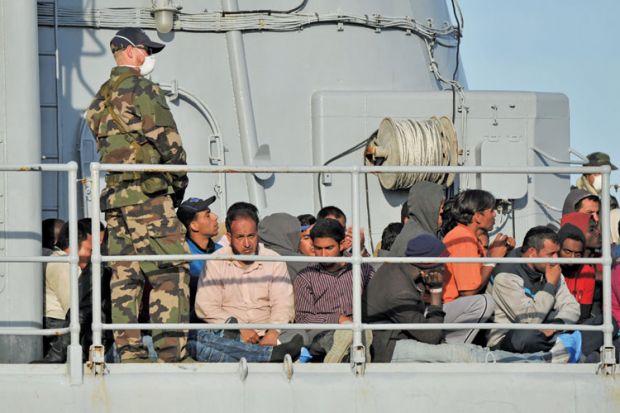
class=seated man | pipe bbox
[294,219,374,362]
[259,212,308,281]
[40,219,94,363]
[388,181,445,257]
[365,235,580,363]
[187,329,302,363]
[317,205,368,256]
[196,207,296,346]
[297,214,316,256]
[488,226,581,355]
[442,189,514,343]
[176,196,221,322]
[560,212,602,320]
[376,222,404,257]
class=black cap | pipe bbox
[405,234,448,269]
[110,28,165,54]
[176,196,217,228]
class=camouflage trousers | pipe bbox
[105,195,190,362]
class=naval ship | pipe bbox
[0,1,617,411]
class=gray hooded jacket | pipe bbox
[258,212,308,281]
[388,181,445,257]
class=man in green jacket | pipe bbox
[85,27,189,362]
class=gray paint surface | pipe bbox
[0,0,43,362]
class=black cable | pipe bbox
[450,0,462,124]
[317,132,376,208]
[222,0,308,16]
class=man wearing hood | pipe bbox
[258,212,308,281]
[365,235,575,363]
[562,189,600,224]
[388,181,445,257]
[488,226,581,354]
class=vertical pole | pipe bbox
[66,162,83,384]
[599,166,615,369]
[89,163,105,370]
[221,0,267,210]
[350,167,365,374]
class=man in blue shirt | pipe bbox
[177,196,221,322]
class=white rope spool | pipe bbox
[365,116,458,190]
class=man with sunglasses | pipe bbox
[85,28,190,362]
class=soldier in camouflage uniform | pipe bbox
[85,28,190,362]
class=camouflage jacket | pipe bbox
[85,66,188,210]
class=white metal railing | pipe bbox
[0,162,613,384]
[89,163,616,375]
[0,162,82,384]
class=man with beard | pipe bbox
[488,226,581,356]
[195,207,295,346]
[294,219,374,362]
[560,212,602,320]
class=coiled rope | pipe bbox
[365,116,458,190]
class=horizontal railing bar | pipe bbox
[363,323,606,332]
[95,163,610,175]
[102,323,346,331]
[0,256,74,263]
[0,327,70,336]
[101,254,607,265]
[0,164,76,172]
[97,323,605,332]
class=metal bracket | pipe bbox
[87,344,107,376]
[283,354,294,381]
[350,344,366,376]
[166,79,179,102]
[238,357,248,382]
[67,344,84,385]
[596,346,617,376]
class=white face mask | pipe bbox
[593,174,602,192]
[113,34,157,76]
[140,55,156,76]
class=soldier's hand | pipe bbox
[171,190,184,209]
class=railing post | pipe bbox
[66,161,83,384]
[599,166,616,374]
[88,163,105,374]
[350,167,366,375]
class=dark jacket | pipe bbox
[363,262,445,362]
[388,182,445,257]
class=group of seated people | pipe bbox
[39,160,620,365]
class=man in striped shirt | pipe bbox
[293,219,374,362]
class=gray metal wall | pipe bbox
[40,0,462,229]
[0,0,43,362]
